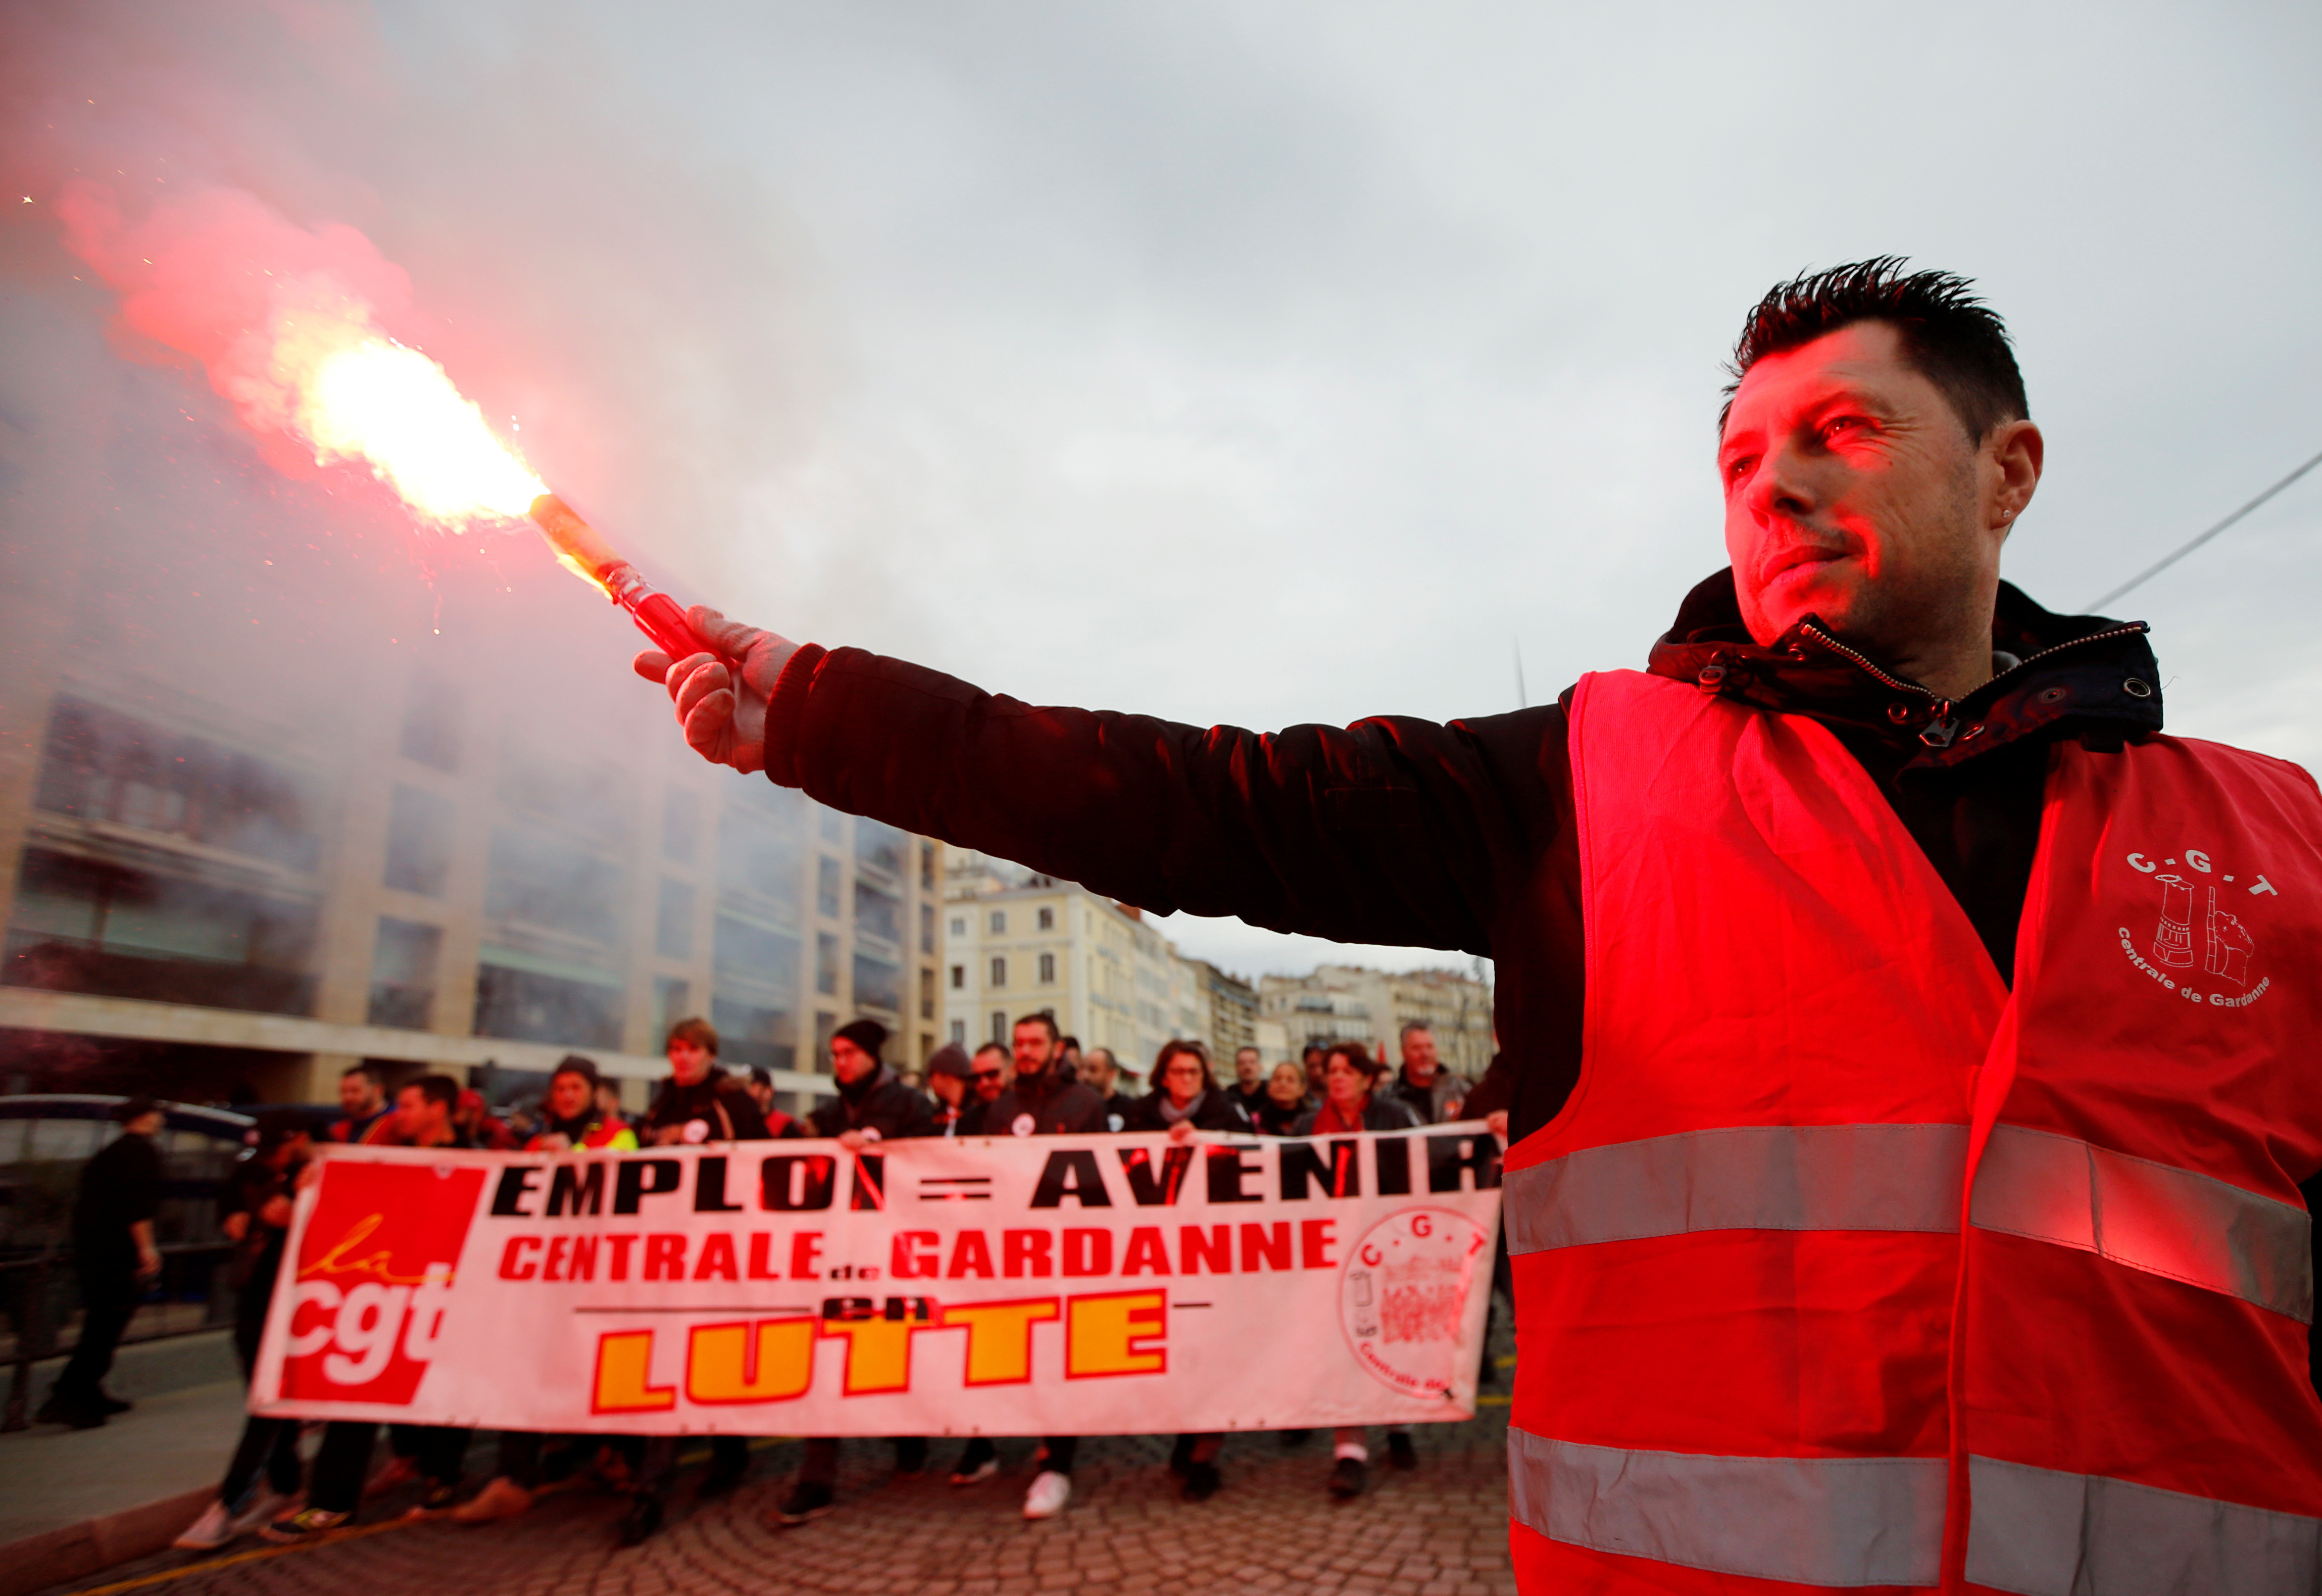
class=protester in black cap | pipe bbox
[175,1110,314,1547]
[40,1097,165,1428]
[772,1019,932,1526]
[923,1042,979,1136]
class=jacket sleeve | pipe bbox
[764,645,1569,955]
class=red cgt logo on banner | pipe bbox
[279,1161,487,1406]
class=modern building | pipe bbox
[0,285,943,1114]
[1257,963,1495,1080]
[1191,960,1258,1061]
[940,852,1210,1071]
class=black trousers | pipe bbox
[219,1307,302,1504]
[309,1422,471,1512]
[54,1266,138,1403]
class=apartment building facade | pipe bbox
[1258,963,1495,1080]
[939,854,1209,1072]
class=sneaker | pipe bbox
[414,1477,461,1512]
[261,1508,349,1544]
[1386,1431,1419,1472]
[96,1389,134,1415]
[362,1456,420,1499]
[948,1458,999,1486]
[1181,1461,1222,1503]
[1022,1470,1072,1520]
[38,1393,105,1429]
[771,1482,835,1526]
[227,1490,299,1541]
[1328,1457,1367,1499]
[174,1499,236,1551]
[451,1477,535,1525]
[617,1492,663,1548]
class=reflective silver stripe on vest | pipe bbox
[1966,1454,2322,1596]
[1506,1428,1946,1587]
[1972,1124,2314,1323]
[1503,1123,1968,1253]
[1505,1121,2313,1321]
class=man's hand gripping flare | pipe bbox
[633,608,799,775]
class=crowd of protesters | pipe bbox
[41,1012,1502,1552]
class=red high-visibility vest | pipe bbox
[1505,669,2322,1594]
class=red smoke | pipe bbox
[56,181,413,456]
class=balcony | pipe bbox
[3,934,315,1017]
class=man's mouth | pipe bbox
[1762,542,1850,585]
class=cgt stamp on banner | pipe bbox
[252,1127,1502,1436]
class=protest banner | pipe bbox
[251,1125,1502,1436]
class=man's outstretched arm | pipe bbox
[639,610,1567,955]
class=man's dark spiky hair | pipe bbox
[1719,256,2028,440]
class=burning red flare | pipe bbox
[53,180,720,661]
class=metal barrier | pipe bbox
[0,1242,239,1432]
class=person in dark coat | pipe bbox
[1121,1039,1247,1500]
[1120,1039,1251,1135]
[774,1019,932,1526]
[1078,1048,1139,1129]
[175,1111,312,1547]
[1292,1042,1423,1498]
[640,1016,776,1144]
[923,1042,980,1136]
[1250,1060,1314,1136]
[42,1097,164,1428]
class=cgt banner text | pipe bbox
[251,1127,1502,1436]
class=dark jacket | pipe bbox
[1250,1093,1313,1137]
[1292,1096,1425,1137]
[1119,1086,1252,1134]
[757,569,2164,1147]
[72,1130,161,1274]
[641,1070,774,1143]
[983,1066,1108,1136]
[809,1065,933,1141]
[1385,1068,1470,1125]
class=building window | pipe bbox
[818,806,843,845]
[990,1011,1008,1044]
[1037,907,1054,931]
[919,966,936,1019]
[950,964,965,989]
[398,672,462,772]
[383,785,455,898]
[655,976,691,1032]
[949,1019,966,1045]
[950,917,967,937]
[485,827,622,946]
[816,932,840,996]
[1038,952,1056,985]
[854,878,902,944]
[366,918,440,1029]
[854,818,906,881]
[920,842,937,891]
[919,901,936,955]
[661,790,699,863]
[989,956,1007,989]
[473,961,623,1049]
[655,878,695,960]
[853,953,902,1014]
[817,856,841,918]
[989,910,1006,934]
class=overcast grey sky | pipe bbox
[11,0,2319,978]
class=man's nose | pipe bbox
[1745,439,1817,525]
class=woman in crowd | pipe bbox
[1249,1060,1313,1136]
[1121,1040,1246,1500]
[1294,1042,1424,1499]
[454,1058,642,1531]
[1121,1038,1249,1136]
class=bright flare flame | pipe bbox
[268,303,543,529]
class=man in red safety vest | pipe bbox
[634,258,2322,1592]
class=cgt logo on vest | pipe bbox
[2121,849,2276,1010]
[280,1160,487,1405]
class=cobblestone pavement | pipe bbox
[44,1375,1516,1596]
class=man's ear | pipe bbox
[1989,418,2044,530]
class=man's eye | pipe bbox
[1822,415,1867,440]
[1723,455,1754,481]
